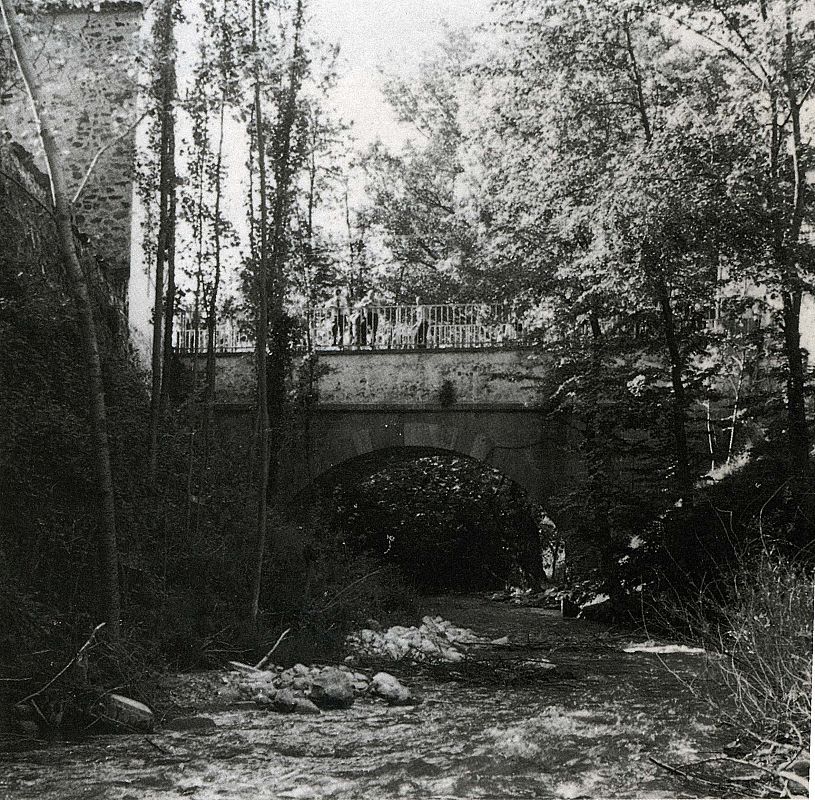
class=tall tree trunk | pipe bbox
[248,0,306,625]
[655,278,694,504]
[623,14,694,499]
[778,10,810,476]
[203,90,226,446]
[249,0,271,627]
[1,0,121,637]
[265,0,305,501]
[781,292,809,475]
[148,120,168,479]
[159,114,177,414]
[583,311,619,600]
[148,0,177,482]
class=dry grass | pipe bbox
[708,549,812,748]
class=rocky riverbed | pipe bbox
[0,595,754,799]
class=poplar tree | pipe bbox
[147,0,178,482]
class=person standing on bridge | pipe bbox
[355,288,381,348]
[414,296,429,348]
[324,287,349,348]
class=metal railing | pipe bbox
[309,303,524,350]
[174,317,254,354]
[174,303,527,354]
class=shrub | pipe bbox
[704,548,812,746]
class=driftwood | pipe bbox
[255,628,291,670]
[649,752,810,798]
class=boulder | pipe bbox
[309,668,354,709]
[441,647,464,663]
[370,672,416,705]
[291,696,321,715]
[272,689,298,713]
[96,694,154,732]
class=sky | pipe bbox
[309,0,491,148]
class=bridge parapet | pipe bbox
[181,348,550,410]
[310,349,548,409]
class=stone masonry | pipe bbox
[1,2,142,294]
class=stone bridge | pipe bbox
[190,346,583,509]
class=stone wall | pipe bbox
[0,136,128,341]
[1,2,142,294]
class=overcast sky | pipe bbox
[309,0,491,148]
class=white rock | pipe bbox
[97,694,154,732]
[370,672,414,705]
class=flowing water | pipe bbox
[0,595,736,799]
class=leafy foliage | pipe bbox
[322,455,546,592]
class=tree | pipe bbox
[0,0,121,637]
[360,31,482,302]
[666,0,813,477]
[147,0,179,482]
[479,1,732,507]
[244,0,308,626]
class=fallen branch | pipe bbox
[688,756,810,794]
[144,736,173,755]
[255,628,291,670]
[648,755,744,793]
[19,622,105,705]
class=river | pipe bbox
[0,595,736,799]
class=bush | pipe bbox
[703,548,812,746]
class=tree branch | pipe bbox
[71,109,150,205]
[661,13,765,86]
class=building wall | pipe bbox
[1,2,142,294]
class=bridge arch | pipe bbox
[276,409,583,510]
